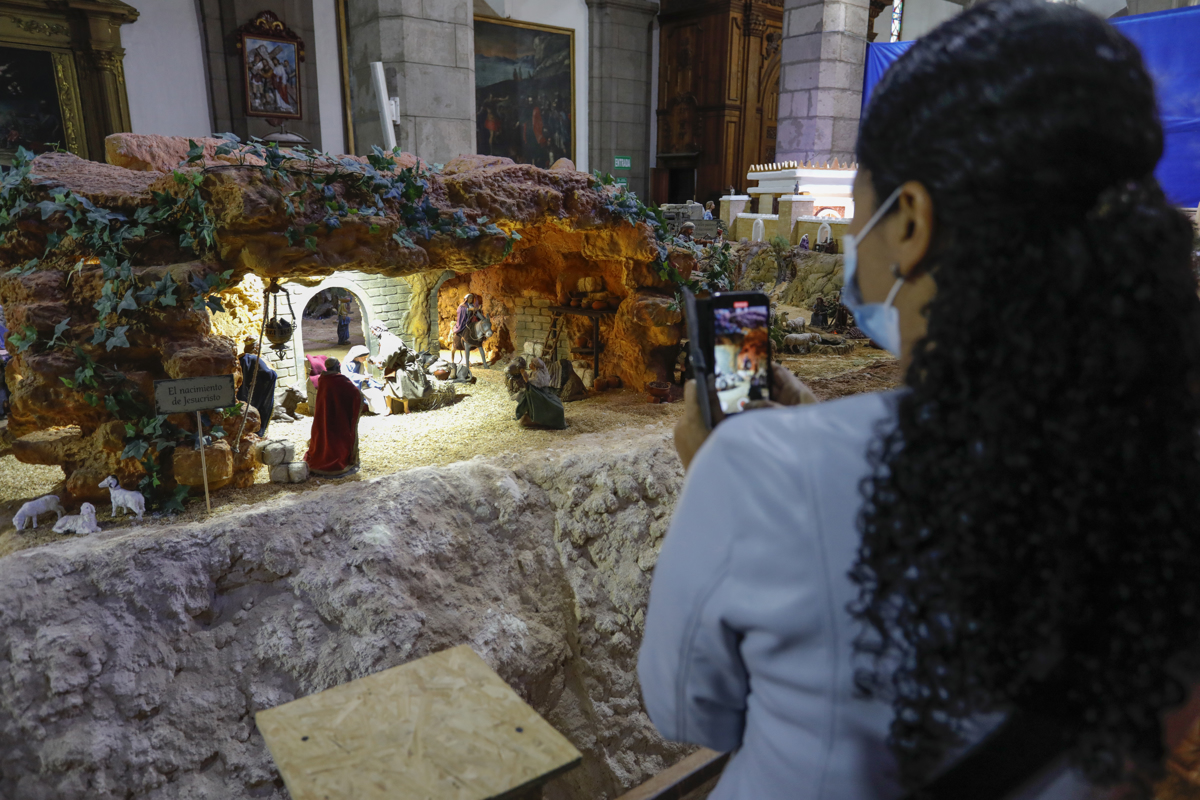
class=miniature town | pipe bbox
[0,0,1196,799]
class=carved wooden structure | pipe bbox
[0,0,137,162]
[653,0,783,206]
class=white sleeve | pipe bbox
[638,424,755,752]
[638,409,829,756]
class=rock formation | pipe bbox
[0,431,690,800]
[0,135,692,503]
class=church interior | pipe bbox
[0,0,1198,798]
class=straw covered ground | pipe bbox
[0,346,900,557]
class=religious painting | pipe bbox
[238,11,305,120]
[0,45,67,163]
[474,18,574,168]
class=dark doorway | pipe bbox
[668,168,696,204]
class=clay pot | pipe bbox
[591,301,608,310]
[570,299,582,307]
[647,381,670,400]
[433,369,450,380]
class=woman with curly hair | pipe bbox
[638,1,1200,798]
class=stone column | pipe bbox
[776,0,870,164]
[587,0,659,199]
[346,0,475,162]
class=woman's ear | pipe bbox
[890,180,935,276]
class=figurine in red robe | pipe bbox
[304,358,362,477]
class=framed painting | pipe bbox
[474,18,574,168]
[238,11,305,121]
[0,44,82,164]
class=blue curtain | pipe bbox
[862,6,1200,206]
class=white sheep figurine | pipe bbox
[53,503,101,536]
[783,332,822,354]
[98,475,145,522]
[13,495,66,531]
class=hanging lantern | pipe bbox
[263,279,296,355]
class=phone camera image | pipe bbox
[713,302,770,414]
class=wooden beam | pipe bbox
[614,748,730,800]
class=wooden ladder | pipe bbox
[542,311,565,360]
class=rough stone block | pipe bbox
[818,59,865,91]
[532,298,551,308]
[413,116,475,165]
[422,0,469,23]
[783,32,822,66]
[287,462,309,483]
[401,63,473,120]
[813,88,863,119]
[784,62,819,92]
[402,18,459,68]
[788,4,825,37]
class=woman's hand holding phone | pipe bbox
[674,363,818,470]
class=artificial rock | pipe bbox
[0,135,684,502]
[0,431,690,800]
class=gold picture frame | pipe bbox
[473,16,576,167]
[0,41,86,164]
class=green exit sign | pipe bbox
[613,155,632,170]
[614,177,628,188]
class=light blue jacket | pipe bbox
[638,391,1093,800]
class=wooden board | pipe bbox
[256,645,582,800]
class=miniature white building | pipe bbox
[720,160,857,245]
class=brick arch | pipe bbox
[284,275,378,380]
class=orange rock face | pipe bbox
[0,134,683,502]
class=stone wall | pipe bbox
[0,431,691,800]
[513,297,569,361]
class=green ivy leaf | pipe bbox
[9,325,36,353]
[161,484,191,514]
[59,376,74,388]
[117,289,138,314]
[304,236,318,252]
[121,438,150,461]
[48,317,70,349]
[106,325,130,350]
[185,139,205,164]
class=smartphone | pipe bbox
[683,288,773,430]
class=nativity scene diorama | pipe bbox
[0,130,878,537]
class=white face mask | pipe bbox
[842,186,905,356]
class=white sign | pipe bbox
[153,375,236,415]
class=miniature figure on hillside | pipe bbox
[336,293,353,345]
[810,296,829,329]
[53,503,100,536]
[504,356,566,429]
[238,338,276,436]
[450,293,489,374]
[370,322,432,402]
[305,357,361,477]
[99,476,145,522]
[13,495,65,530]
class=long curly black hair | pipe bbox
[849,0,1200,790]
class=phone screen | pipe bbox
[712,299,770,414]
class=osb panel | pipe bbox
[256,644,582,800]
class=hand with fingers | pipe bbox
[674,363,818,470]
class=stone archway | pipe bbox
[285,275,377,378]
